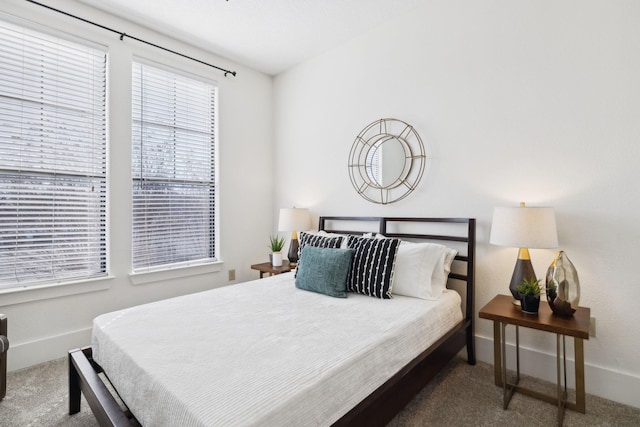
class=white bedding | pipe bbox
[92,272,462,427]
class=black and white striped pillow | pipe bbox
[295,232,345,277]
[347,235,400,299]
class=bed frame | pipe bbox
[69,216,475,426]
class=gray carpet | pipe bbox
[1,356,639,426]
[2,358,98,427]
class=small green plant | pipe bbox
[516,277,542,296]
[269,235,286,252]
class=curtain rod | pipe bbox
[25,0,237,77]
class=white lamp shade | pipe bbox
[278,208,311,232]
[490,206,558,249]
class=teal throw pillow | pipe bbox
[295,246,355,298]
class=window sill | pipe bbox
[0,276,113,306]
[129,261,223,285]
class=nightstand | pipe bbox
[250,262,292,278]
[479,294,590,426]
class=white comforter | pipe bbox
[92,272,462,426]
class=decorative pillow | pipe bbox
[298,231,344,252]
[391,241,447,300]
[316,230,349,248]
[346,235,400,299]
[295,246,355,298]
[296,231,345,277]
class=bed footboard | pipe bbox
[68,347,131,426]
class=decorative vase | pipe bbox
[545,251,580,316]
[520,295,540,314]
[271,252,283,267]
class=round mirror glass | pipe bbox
[365,136,407,188]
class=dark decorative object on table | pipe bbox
[546,251,580,316]
[508,251,536,301]
[287,239,300,265]
[516,278,542,314]
[1,314,8,401]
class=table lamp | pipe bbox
[490,202,558,303]
[278,207,311,266]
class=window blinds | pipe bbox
[0,20,107,288]
[132,62,216,271]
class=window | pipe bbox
[131,61,217,271]
[0,20,107,289]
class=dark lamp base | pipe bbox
[509,258,536,300]
[288,238,300,264]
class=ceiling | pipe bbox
[73,0,422,75]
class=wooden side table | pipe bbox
[479,294,590,426]
[250,262,292,278]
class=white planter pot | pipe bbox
[271,252,283,267]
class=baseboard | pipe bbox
[7,327,92,372]
[476,334,640,410]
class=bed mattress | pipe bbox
[92,272,462,426]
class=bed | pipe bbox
[69,216,476,426]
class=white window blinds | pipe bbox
[0,20,107,289]
[132,62,217,271]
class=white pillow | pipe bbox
[444,248,457,276]
[392,240,447,300]
[429,247,458,299]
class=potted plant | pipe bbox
[516,278,542,314]
[269,235,286,267]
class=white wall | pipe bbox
[0,0,274,370]
[274,0,640,408]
